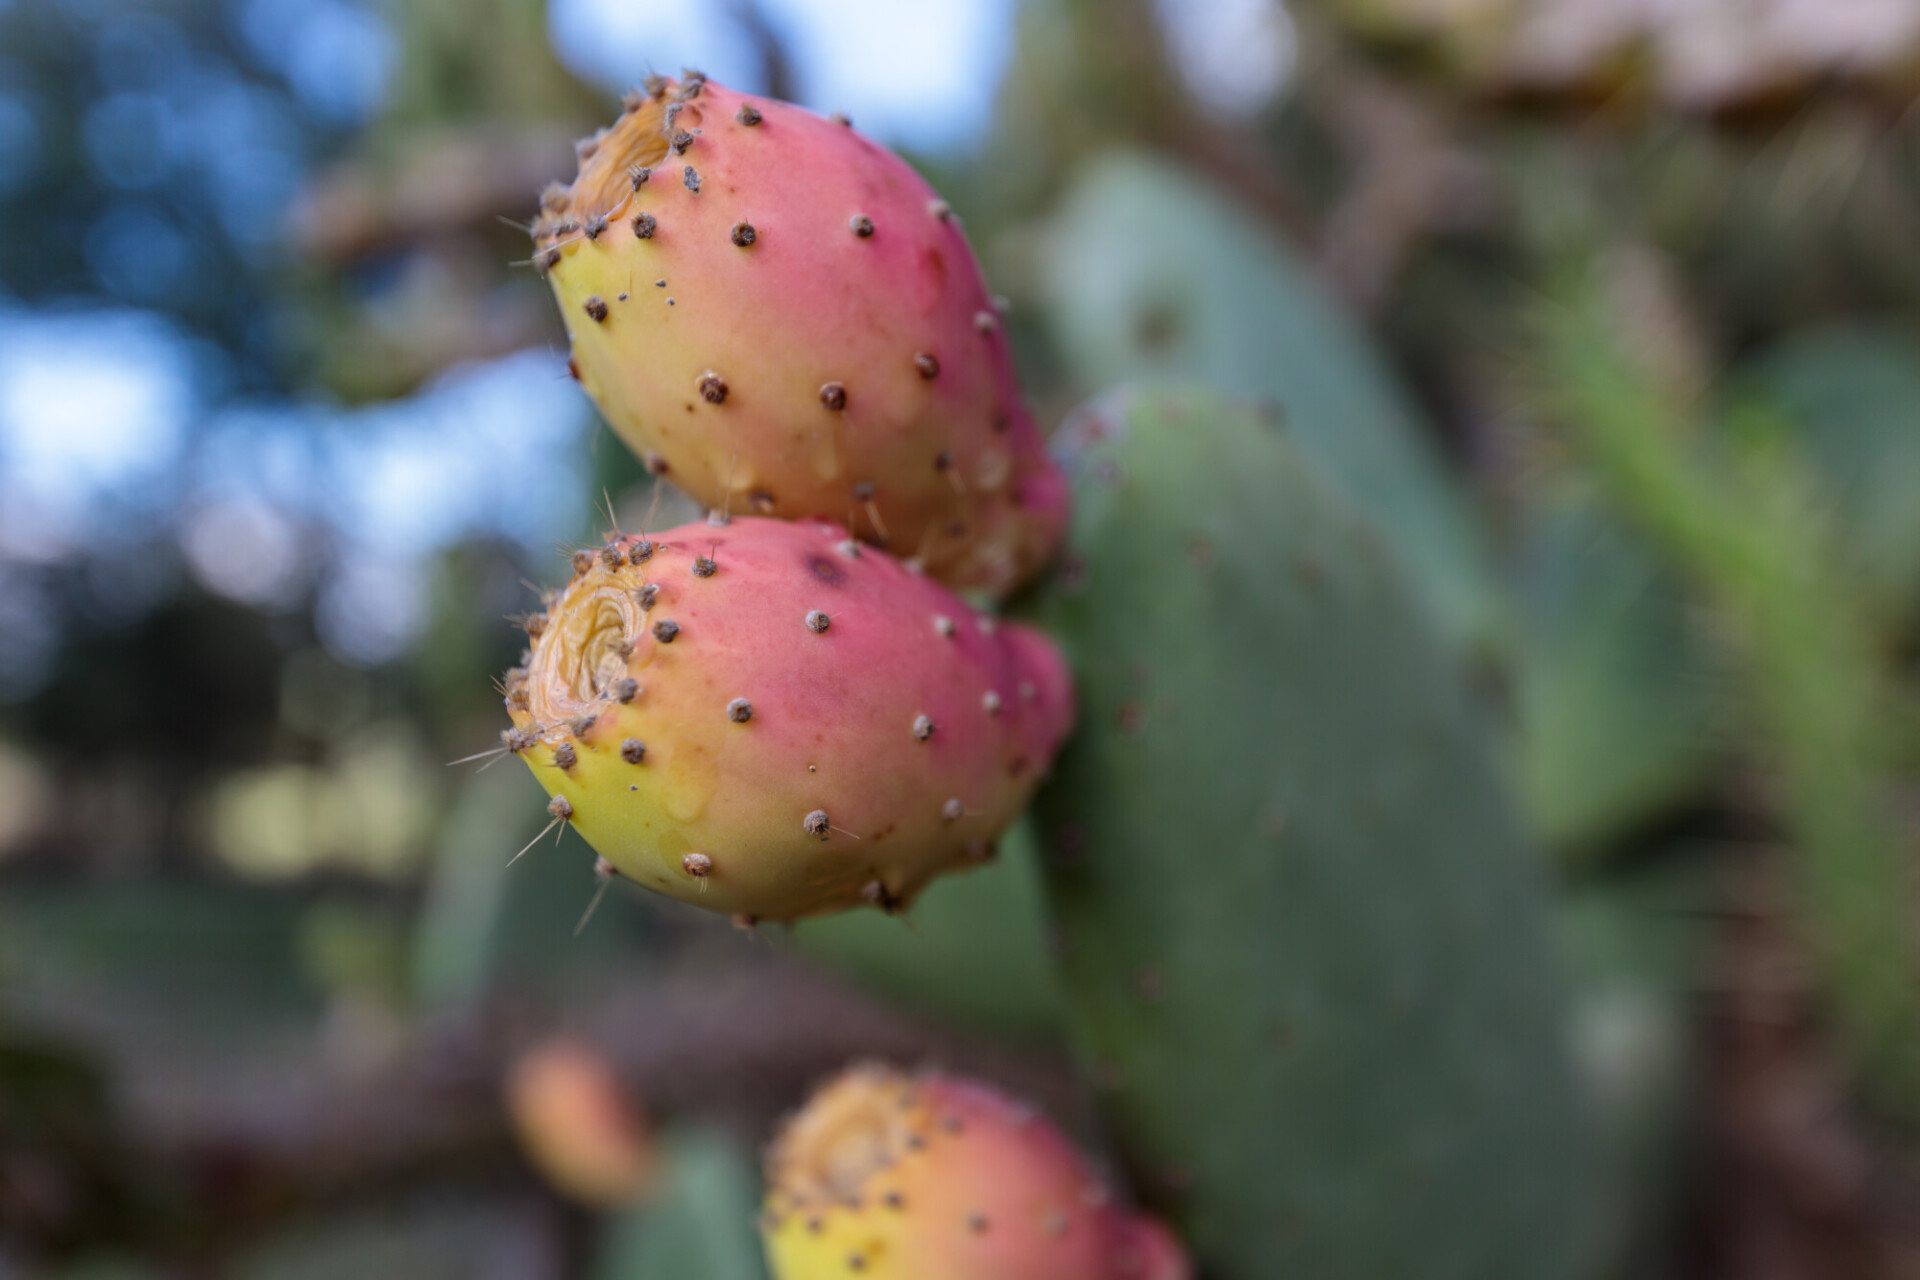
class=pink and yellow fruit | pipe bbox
[503,516,1074,920]
[761,1064,1189,1280]
[505,1037,658,1208]
[532,72,1069,597]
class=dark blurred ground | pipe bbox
[2,0,1920,1276]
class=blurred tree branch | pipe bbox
[6,944,1079,1261]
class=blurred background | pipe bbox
[2,0,1919,1275]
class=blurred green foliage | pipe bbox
[1039,152,1501,656]
[588,1131,766,1280]
[1515,487,1717,857]
[1539,268,1920,1123]
[792,820,1063,1040]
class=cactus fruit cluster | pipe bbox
[761,1064,1187,1280]
[500,73,1589,1280]
[535,72,1068,596]
[505,515,1073,920]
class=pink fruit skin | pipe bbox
[537,74,1069,597]
[763,1064,1189,1280]
[509,516,1075,920]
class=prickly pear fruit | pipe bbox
[761,1064,1188,1280]
[533,73,1069,597]
[505,1036,658,1208]
[503,516,1073,920]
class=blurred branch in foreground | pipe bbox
[3,938,1077,1266]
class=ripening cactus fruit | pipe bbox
[761,1063,1188,1280]
[502,516,1074,920]
[533,71,1069,597]
[505,1037,659,1209]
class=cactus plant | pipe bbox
[533,72,1069,596]
[1732,324,1920,625]
[1516,485,1718,858]
[493,70,1610,1280]
[593,1128,770,1280]
[1539,274,1920,1122]
[1038,152,1501,656]
[793,817,1064,1038]
[760,1063,1187,1280]
[503,515,1074,921]
[1018,386,1594,1279]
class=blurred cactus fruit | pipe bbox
[503,516,1074,920]
[533,72,1069,597]
[1021,387,1595,1279]
[761,1063,1188,1280]
[506,1037,659,1208]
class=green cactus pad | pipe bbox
[592,1129,768,1280]
[1022,386,1595,1280]
[1039,153,1501,657]
[1516,485,1719,859]
[792,817,1064,1039]
[1732,324,1920,625]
